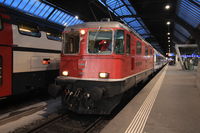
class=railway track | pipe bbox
[25,112,104,133]
[0,97,106,133]
[22,78,151,133]
[1,73,156,133]
[0,104,46,126]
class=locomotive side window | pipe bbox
[46,32,62,41]
[63,31,79,54]
[88,30,112,54]
[126,34,131,54]
[114,30,124,54]
[150,48,153,55]
[18,25,41,37]
[145,46,148,55]
[0,56,2,86]
[0,17,2,30]
[136,41,142,55]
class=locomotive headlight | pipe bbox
[99,72,109,78]
[62,71,69,76]
[80,29,86,35]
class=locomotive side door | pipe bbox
[125,32,131,74]
[130,35,136,71]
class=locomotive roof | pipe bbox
[64,21,130,31]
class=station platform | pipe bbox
[101,65,200,133]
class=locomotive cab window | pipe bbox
[18,25,41,37]
[0,56,2,86]
[114,30,124,54]
[63,31,79,54]
[0,17,2,30]
[136,41,142,55]
[126,34,131,54]
[46,32,62,41]
[88,29,112,54]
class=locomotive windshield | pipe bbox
[88,30,112,54]
[63,31,79,54]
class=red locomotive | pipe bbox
[54,21,165,114]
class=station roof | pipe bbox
[1,0,199,54]
[0,0,83,27]
[174,0,200,44]
[97,0,151,39]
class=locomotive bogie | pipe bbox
[58,78,129,114]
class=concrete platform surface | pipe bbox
[101,65,200,133]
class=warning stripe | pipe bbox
[125,66,167,133]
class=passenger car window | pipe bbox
[0,56,2,86]
[126,34,131,54]
[114,30,124,54]
[46,32,62,41]
[136,41,142,55]
[0,17,2,30]
[18,25,41,37]
[63,31,79,54]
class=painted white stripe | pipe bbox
[124,65,168,133]
[57,67,153,82]
[128,82,159,133]
[127,93,153,133]
[134,97,152,133]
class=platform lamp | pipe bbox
[164,4,171,10]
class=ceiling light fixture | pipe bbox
[75,16,79,19]
[165,4,171,10]
[166,21,171,25]
[167,32,170,35]
[168,40,171,42]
